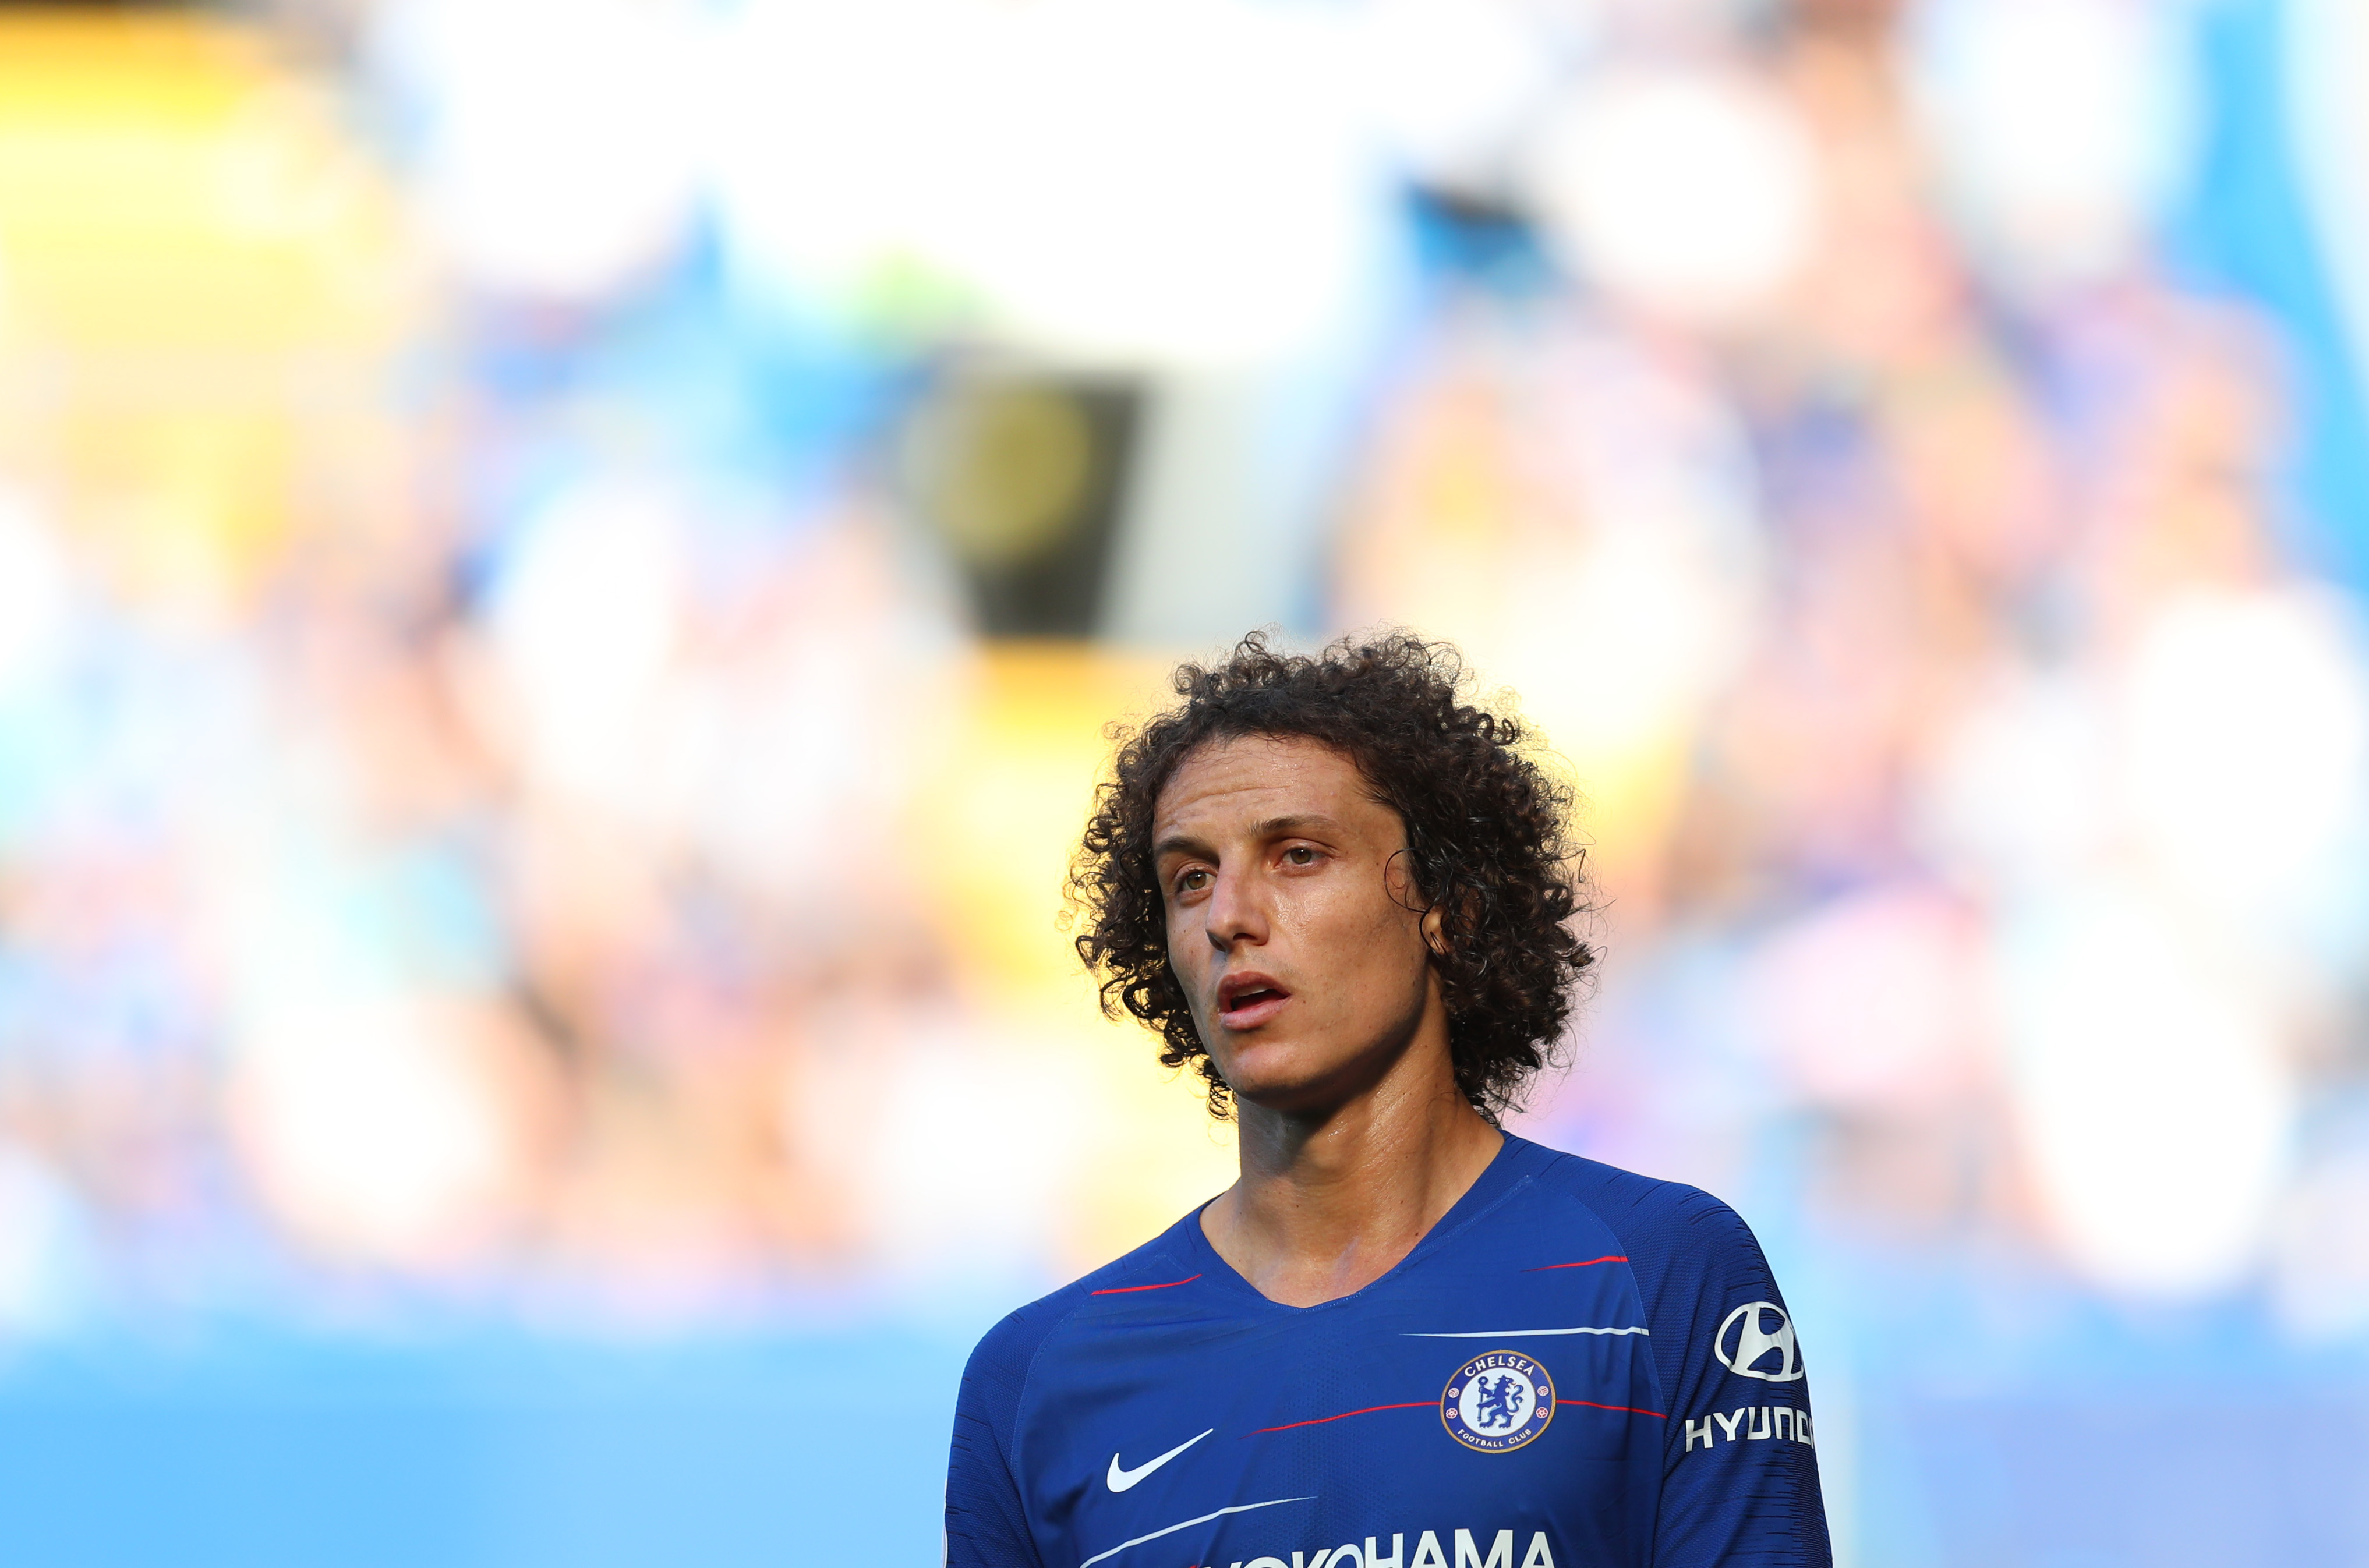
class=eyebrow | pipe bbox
[1152,813,1344,863]
[1251,812,1342,841]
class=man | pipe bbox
[946,633,1830,1568]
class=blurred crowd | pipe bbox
[1,0,2367,1365]
[1345,3,2369,1336]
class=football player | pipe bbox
[946,633,1830,1568]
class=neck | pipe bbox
[1201,1039,1503,1308]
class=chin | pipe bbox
[1214,1036,1371,1114]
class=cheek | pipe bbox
[1288,878,1429,968]
[1163,914,1208,986]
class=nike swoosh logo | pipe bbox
[1105,1428,1214,1492]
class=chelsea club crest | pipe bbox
[1440,1349,1556,1453]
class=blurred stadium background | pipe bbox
[0,0,2367,1562]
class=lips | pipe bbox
[1216,971,1291,1029]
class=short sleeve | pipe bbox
[1579,1171,1832,1568]
[945,1309,1052,1568]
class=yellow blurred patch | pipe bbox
[0,9,420,621]
[0,9,412,349]
[911,641,1239,1269]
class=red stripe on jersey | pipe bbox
[1249,1401,1436,1435]
[1089,1273,1203,1296]
[1558,1398,1666,1419]
[1525,1255,1629,1271]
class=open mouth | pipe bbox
[1217,974,1291,1027]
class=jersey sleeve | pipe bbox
[1588,1173,1833,1568]
[945,1305,1054,1568]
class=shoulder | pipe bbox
[960,1214,1209,1417]
[949,1233,1204,1568]
[1527,1145,1763,1258]
[1511,1138,1781,1308]
[1509,1138,1805,1406]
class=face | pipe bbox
[1152,734,1445,1114]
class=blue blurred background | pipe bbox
[1,0,2367,1562]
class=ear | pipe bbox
[1421,902,1449,957]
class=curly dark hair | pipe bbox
[1066,630,1595,1123]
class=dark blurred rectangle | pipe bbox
[899,371,1141,638]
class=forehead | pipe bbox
[1152,734,1382,833]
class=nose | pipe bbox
[1204,861,1268,953]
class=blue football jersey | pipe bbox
[945,1135,1829,1568]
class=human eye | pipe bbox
[1280,844,1323,869]
[1173,866,1213,896]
